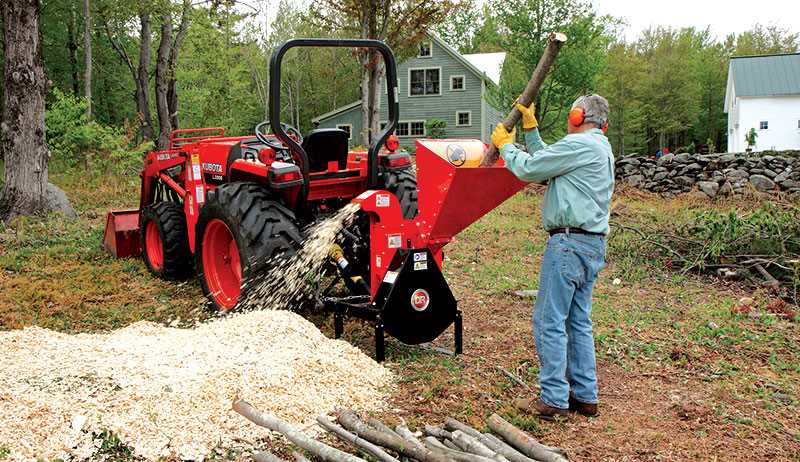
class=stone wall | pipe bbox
[615,152,800,199]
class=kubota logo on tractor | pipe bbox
[411,289,430,311]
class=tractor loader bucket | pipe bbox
[415,139,526,241]
[103,210,141,258]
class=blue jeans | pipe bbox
[533,232,606,409]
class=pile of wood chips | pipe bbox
[0,310,392,461]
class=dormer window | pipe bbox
[418,41,432,58]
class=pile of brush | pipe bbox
[234,400,568,462]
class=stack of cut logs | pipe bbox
[234,400,569,462]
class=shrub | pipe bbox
[426,119,447,139]
[46,89,143,172]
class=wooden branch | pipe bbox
[337,411,452,462]
[423,425,453,441]
[368,418,403,438]
[480,32,568,167]
[479,433,540,462]
[443,418,484,440]
[485,415,567,462]
[422,437,497,462]
[233,400,367,462]
[254,452,290,462]
[450,431,507,462]
[395,425,426,450]
[754,263,781,288]
[317,415,401,462]
[495,366,533,391]
[293,452,312,462]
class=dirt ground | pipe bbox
[1,172,798,461]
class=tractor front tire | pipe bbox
[195,182,303,312]
[382,167,418,219]
[141,202,192,280]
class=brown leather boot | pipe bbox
[568,394,598,417]
[513,397,569,420]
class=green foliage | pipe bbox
[92,430,139,461]
[425,118,447,138]
[46,89,143,172]
[745,128,758,148]
[485,0,617,141]
[688,205,800,263]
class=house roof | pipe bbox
[730,53,800,98]
[311,100,361,123]
[313,35,507,123]
[462,52,506,85]
[428,33,506,86]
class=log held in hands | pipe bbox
[479,32,568,167]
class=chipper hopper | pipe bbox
[102,37,530,362]
[326,140,525,361]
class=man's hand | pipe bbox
[491,123,516,150]
[515,100,538,130]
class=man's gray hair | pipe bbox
[572,94,609,128]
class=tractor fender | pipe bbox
[227,159,269,184]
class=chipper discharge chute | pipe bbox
[325,139,525,361]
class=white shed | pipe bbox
[724,53,800,152]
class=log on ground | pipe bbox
[233,400,367,462]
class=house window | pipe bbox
[418,41,432,58]
[456,111,471,127]
[450,75,465,91]
[409,68,440,96]
[759,120,768,130]
[336,124,352,140]
[410,121,425,136]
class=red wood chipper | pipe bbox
[104,39,525,361]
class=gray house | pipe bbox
[312,34,506,148]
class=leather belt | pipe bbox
[548,227,604,237]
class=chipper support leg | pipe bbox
[334,312,344,339]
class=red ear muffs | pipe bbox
[568,107,585,127]
[602,121,608,134]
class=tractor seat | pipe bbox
[302,128,350,173]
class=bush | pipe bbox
[46,89,144,172]
[426,119,447,139]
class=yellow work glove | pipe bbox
[515,100,538,129]
[491,123,516,150]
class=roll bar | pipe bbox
[268,38,400,204]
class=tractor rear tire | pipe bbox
[382,167,418,219]
[195,182,303,312]
[141,201,192,280]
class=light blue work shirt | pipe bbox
[500,128,615,235]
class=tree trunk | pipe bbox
[82,0,92,118]
[67,5,79,95]
[137,13,155,141]
[167,0,190,130]
[155,11,173,150]
[1,0,72,221]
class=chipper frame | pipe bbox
[326,139,525,361]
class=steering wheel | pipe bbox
[255,121,304,150]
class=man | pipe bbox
[490,94,615,419]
